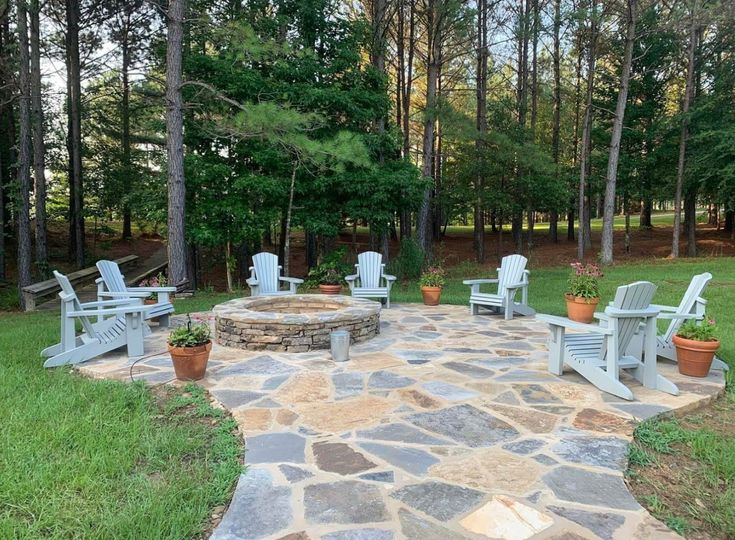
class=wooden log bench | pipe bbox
[21,255,139,312]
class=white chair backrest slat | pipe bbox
[662,272,712,342]
[97,260,128,292]
[610,281,657,354]
[498,254,528,295]
[358,251,383,289]
[53,271,96,336]
[253,252,280,294]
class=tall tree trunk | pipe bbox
[166,0,189,289]
[577,0,597,259]
[66,0,84,268]
[0,17,15,281]
[474,0,487,263]
[283,164,297,277]
[416,0,438,253]
[16,0,33,305]
[600,0,637,265]
[672,15,697,258]
[685,188,697,256]
[550,0,561,242]
[514,0,530,253]
[402,0,415,160]
[121,16,133,240]
[29,0,47,271]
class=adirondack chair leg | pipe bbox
[125,313,145,357]
[503,293,513,320]
[470,302,479,315]
[547,326,565,375]
[158,313,170,328]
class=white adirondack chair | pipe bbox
[96,260,175,327]
[247,252,303,296]
[539,281,679,401]
[345,251,396,308]
[463,254,535,320]
[42,271,155,368]
[626,272,727,372]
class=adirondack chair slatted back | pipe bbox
[609,281,657,356]
[497,255,528,295]
[54,271,97,336]
[253,252,280,294]
[97,260,128,292]
[662,272,712,343]
[357,252,383,289]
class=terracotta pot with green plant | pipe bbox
[565,262,603,323]
[673,317,720,377]
[419,266,446,306]
[139,272,170,322]
[168,315,212,381]
[305,248,350,295]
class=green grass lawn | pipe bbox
[0,310,243,539]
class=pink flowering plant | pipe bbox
[138,272,168,300]
[677,317,718,342]
[567,262,603,300]
[419,266,447,288]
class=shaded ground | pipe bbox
[628,392,735,539]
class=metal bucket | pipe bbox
[330,330,351,362]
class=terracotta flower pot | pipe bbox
[319,284,342,295]
[565,294,600,323]
[144,298,160,323]
[168,341,212,381]
[673,335,720,377]
[421,286,442,306]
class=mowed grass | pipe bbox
[0,310,243,539]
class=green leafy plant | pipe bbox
[677,318,718,342]
[419,266,447,288]
[567,261,603,299]
[304,247,352,288]
[168,315,211,348]
[387,238,424,280]
[139,272,168,300]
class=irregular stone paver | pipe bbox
[80,304,720,540]
[460,495,554,540]
[358,442,439,476]
[211,468,292,539]
[548,506,626,540]
[313,441,376,475]
[304,481,389,524]
[391,480,485,521]
[408,404,519,447]
[421,381,479,401]
[246,432,306,464]
[322,529,393,540]
[543,466,641,510]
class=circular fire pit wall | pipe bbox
[213,294,381,352]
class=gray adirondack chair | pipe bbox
[345,251,396,308]
[96,260,175,327]
[626,272,727,372]
[463,254,534,320]
[247,252,303,296]
[539,281,679,401]
[42,271,155,368]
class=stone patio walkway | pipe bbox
[78,304,725,540]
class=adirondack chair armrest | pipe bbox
[605,307,659,318]
[505,281,527,290]
[67,304,157,317]
[128,286,177,293]
[279,277,304,285]
[382,274,396,282]
[537,314,614,334]
[79,298,143,308]
[246,277,259,287]
[344,274,358,282]
[463,278,498,285]
[648,303,678,313]
[98,291,150,298]
[657,312,699,320]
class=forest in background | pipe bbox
[2,0,735,308]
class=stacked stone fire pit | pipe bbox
[213,294,381,352]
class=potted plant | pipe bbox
[565,262,603,323]
[168,315,212,381]
[673,317,720,377]
[419,266,446,306]
[305,248,350,295]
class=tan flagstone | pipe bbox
[572,408,636,435]
[429,448,543,494]
[349,353,404,371]
[295,395,396,432]
[274,372,331,405]
[275,409,299,426]
[485,403,560,433]
[397,388,442,409]
[459,495,554,540]
[232,408,273,431]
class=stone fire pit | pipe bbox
[213,294,381,352]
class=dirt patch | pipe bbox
[627,394,735,539]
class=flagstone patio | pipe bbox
[78,303,725,540]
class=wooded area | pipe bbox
[2,0,735,308]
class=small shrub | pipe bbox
[419,266,447,288]
[304,247,351,288]
[677,317,718,342]
[388,238,424,280]
[168,314,211,347]
[567,261,603,299]
[139,272,169,300]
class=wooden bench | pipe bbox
[124,261,168,287]
[22,255,139,312]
